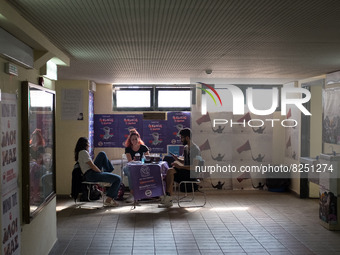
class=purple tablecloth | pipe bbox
[128,161,169,200]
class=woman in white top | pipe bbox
[75,137,121,207]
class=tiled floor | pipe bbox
[49,190,340,255]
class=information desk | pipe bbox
[128,161,168,200]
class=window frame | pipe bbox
[113,85,193,111]
[155,86,192,111]
[22,81,56,223]
[113,86,154,111]
[212,84,282,112]
[238,84,282,112]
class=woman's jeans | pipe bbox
[85,152,121,199]
[93,151,114,172]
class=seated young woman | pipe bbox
[123,129,149,202]
[75,137,121,207]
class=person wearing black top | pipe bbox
[125,144,149,161]
[123,129,149,202]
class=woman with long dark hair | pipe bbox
[75,137,121,207]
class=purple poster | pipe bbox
[166,111,191,145]
[88,91,94,157]
[128,162,168,200]
[143,120,168,153]
[94,114,118,147]
[93,112,191,148]
[116,114,143,147]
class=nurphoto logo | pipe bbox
[197,82,312,128]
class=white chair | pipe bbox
[110,154,128,184]
[121,154,128,183]
[78,181,111,208]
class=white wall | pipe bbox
[322,81,340,154]
[93,84,125,160]
[21,199,57,255]
[55,80,90,195]
[309,84,323,197]
[288,79,324,195]
[310,85,323,157]
[0,56,57,255]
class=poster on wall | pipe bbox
[116,114,143,147]
[143,120,168,153]
[284,106,300,160]
[323,88,340,144]
[61,89,83,120]
[93,112,191,149]
[88,91,94,157]
[94,114,118,147]
[165,112,191,145]
[1,93,21,255]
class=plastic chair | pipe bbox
[121,154,128,183]
[75,181,111,209]
[110,154,128,184]
[80,181,111,205]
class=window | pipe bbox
[113,87,153,111]
[156,87,192,110]
[30,90,54,110]
[22,82,56,223]
[113,85,192,111]
[116,90,151,108]
[204,84,281,113]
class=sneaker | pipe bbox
[104,199,119,207]
[158,195,173,208]
[125,194,135,203]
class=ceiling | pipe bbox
[5,0,340,84]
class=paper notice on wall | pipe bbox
[61,89,83,120]
[323,88,340,144]
[1,93,20,255]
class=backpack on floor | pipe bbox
[80,184,102,201]
[89,185,102,200]
[116,183,125,201]
[71,162,84,202]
